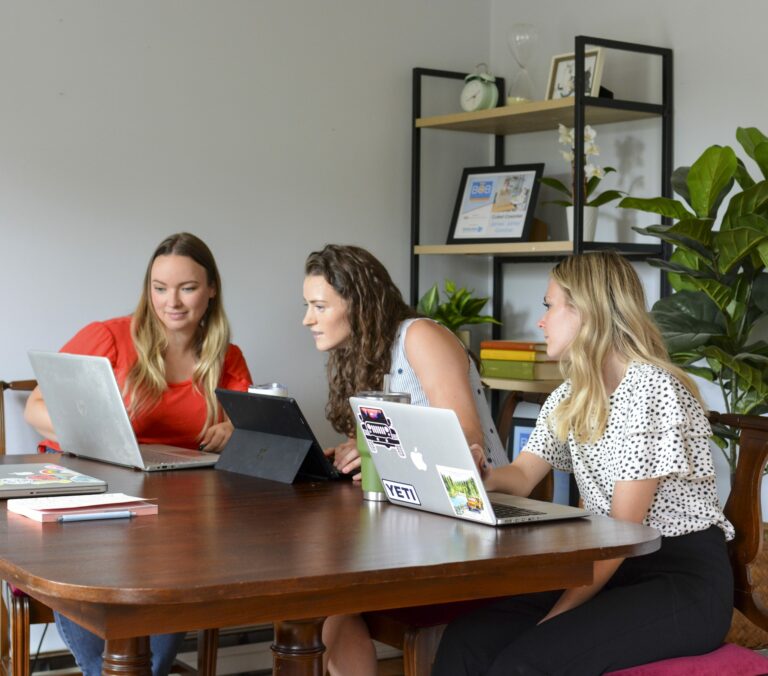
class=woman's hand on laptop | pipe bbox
[198,420,235,453]
[325,438,362,481]
[469,443,490,481]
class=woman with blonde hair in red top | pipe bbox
[25,231,252,676]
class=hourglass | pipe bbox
[506,23,538,103]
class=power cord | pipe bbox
[29,622,48,675]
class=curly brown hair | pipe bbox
[305,244,419,436]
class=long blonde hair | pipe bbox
[126,232,231,434]
[305,245,419,437]
[551,251,703,443]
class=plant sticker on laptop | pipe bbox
[436,465,490,522]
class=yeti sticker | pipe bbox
[357,406,406,458]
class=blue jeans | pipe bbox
[54,612,185,676]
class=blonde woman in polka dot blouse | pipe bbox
[434,251,734,676]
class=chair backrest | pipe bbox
[708,412,768,631]
[0,380,37,456]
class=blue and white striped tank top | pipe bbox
[388,318,508,468]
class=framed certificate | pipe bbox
[447,164,544,244]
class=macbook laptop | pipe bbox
[0,463,107,499]
[349,397,589,526]
[215,389,343,483]
[28,350,220,471]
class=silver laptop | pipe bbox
[349,397,588,526]
[0,463,107,498]
[28,351,220,471]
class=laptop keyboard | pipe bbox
[491,502,546,519]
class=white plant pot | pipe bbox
[455,329,471,349]
[565,205,598,241]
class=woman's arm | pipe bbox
[24,386,57,440]
[539,476,659,623]
[404,320,485,448]
[483,451,553,495]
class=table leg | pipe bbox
[102,636,151,676]
[271,618,325,676]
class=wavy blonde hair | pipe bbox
[305,245,419,437]
[126,232,231,435]
[551,251,703,443]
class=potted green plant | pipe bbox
[417,279,500,347]
[540,124,625,240]
[619,126,768,474]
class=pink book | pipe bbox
[7,493,158,522]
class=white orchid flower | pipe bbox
[583,125,597,142]
[585,142,600,157]
[558,124,574,146]
[585,163,604,180]
[561,150,574,163]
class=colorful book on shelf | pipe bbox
[480,359,561,381]
[7,493,158,522]
[479,340,547,352]
[479,349,553,362]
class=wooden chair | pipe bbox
[0,379,50,676]
[364,389,554,676]
[0,379,219,676]
[605,411,768,675]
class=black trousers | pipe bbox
[431,526,733,676]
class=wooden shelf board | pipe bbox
[416,99,658,135]
[414,241,572,256]
[482,378,561,394]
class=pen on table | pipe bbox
[58,510,134,523]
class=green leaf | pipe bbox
[618,196,692,220]
[640,219,715,261]
[722,180,768,229]
[699,345,768,397]
[756,143,768,181]
[671,166,691,205]
[684,365,717,381]
[734,158,757,190]
[651,291,726,353]
[645,257,715,281]
[587,190,624,207]
[444,279,456,295]
[736,127,768,179]
[754,274,768,312]
[686,145,737,218]
[666,248,705,292]
[539,177,571,196]
[417,284,440,316]
[714,223,768,274]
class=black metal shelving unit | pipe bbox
[410,36,674,331]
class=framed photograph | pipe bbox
[447,164,544,244]
[545,47,604,100]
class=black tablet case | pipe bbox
[214,389,341,483]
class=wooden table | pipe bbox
[0,455,660,675]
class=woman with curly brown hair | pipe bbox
[303,244,507,675]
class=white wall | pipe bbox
[0,0,493,451]
[487,0,767,415]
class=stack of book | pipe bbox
[479,340,560,381]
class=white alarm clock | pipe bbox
[460,65,499,112]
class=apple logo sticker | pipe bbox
[410,447,427,471]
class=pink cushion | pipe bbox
[9,584,29,598]
[606,643,768,676]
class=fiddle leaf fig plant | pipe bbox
[417,279,501,334]
[619,126,768,473]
